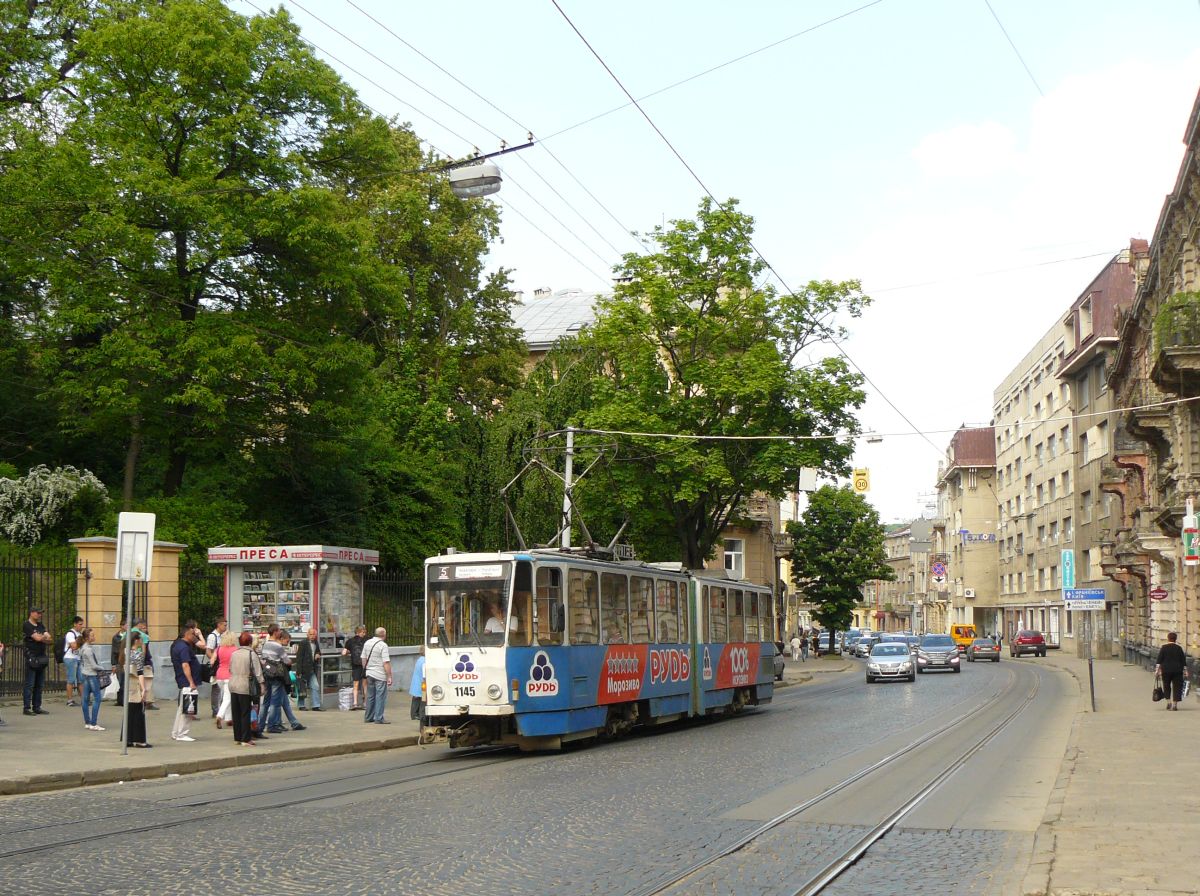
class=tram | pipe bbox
[421,548,777,750]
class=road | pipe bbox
[0,657,1074,896]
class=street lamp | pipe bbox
[443,138,535,199]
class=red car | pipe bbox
[1010,629,1046,657]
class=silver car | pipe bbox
[865,642,916,683]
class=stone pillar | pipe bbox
[69,537,186,646]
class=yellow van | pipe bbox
[950,624,978,652]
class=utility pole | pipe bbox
[561,426,575,549]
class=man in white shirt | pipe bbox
[361,627,392,724]
[205,617,227,718]
[63,616,84,706]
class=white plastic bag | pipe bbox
[102,675,120,701]
[338,687,354,711]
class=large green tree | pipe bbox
[788,485,893,646]
[570,197,869,567]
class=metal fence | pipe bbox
[0,550,92,697]
[179,554,226,630]
[363,569,423,646]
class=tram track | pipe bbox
[629,663,1036,896]
[0,746,517,858]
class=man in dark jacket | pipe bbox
[1155,631,1190,711]
[169,625,201,742]
[341,625,368,710]
[295,627,323,711]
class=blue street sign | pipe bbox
[1064,588,1105,611]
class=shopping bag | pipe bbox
[338,687,354,711]
[102,675,120,701]
[180,687,199,716]
[1152,673,1165,702]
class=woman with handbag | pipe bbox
[78,628,108,731]
[1155,631,1190,711]
[228,632,266,746]
[214,630,237,729]
[120,631,151,748]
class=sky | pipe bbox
[230,0,1200,522]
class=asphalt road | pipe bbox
[0,656,1074,896]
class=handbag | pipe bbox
[28,654,49,670]
[1152,673,1165,702]
[180,688,199,716]
[96,669,113,690]
[245,650,262,700]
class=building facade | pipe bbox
[933,426,999,635]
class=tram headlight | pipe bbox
[430,685,445,701]
[487,683,502,700]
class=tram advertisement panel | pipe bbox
[713,643,762,689]
[598,645,648,704]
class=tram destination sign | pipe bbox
[1064,588,1106,611]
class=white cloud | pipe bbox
[912,121,1019,179]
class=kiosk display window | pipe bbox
[239,565,313,635]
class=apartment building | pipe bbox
[932,426,999,635]
[993,323,1075,645]
[866,520,932,632]
[1057,244,1144,657]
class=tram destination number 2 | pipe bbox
[454,686,476,698]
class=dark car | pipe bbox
[915,634,961,673]
[1010,629,1047,657]
[866,642,915,683]
[967,638,1001,662]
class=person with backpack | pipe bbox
[204,617,227,718]
[60,616,84,706]
[262,629,305,734]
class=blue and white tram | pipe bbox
[421,549,777,750]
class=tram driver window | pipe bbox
[601,573,629,644]
[509,561,533,646]
[535,567,564,646]
[569,569,599,645]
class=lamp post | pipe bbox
[444,139,535,199]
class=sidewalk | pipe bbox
[0,694,419,795]
[1023,650,1200,896]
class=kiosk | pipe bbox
[207,544,380,700]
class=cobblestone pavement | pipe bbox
[0,661,1045,896]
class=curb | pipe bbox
[1020,662,1083,896]
[0,735,419,796]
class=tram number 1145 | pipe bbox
[454,686,476,698]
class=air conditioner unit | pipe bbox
[963,588,976,598]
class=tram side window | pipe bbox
[679,582,691,643]
[708,586,727,642]
[569,569,599,645]
[630,576,654,643]
[656,580,678,642]
[729,590,746,642]
[760,590,774,641]
[535,567,564,646]
[510,561,533,646]
[601,572,629,644]
[745,591,759,641]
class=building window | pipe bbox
[1080,297,1093,339]
[1064,516,1073,541]
[1050,565,1058,589]
[1047,434,1056,459]
[1081,490,1093,523]
[1036,483,1044,506]
[1061,383,1070,406]
[1062,470,1071,495]
[1035,442,1044,465]
[1097,420,1108,457]
[723,539,745,580]
[1080,432,1090,464]
[1038,525,1046,544]
[1050,520,1059,542]
[1078,374,1090,408]
[1038,568,1046,590]
[1049,478,1057,501]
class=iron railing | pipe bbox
[363,569,423,646]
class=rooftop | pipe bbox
[511,288,606,352]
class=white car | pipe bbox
[865,642,916,683]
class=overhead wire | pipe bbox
[982,0,1044,97]
[549,0,945,458]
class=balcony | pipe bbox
[1152,291,1200,395]
[1125,381,1171,449]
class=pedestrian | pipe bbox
[169,624,202,742]
[295,627,323,711]
[789,633,801,662]
[263,630,305,733]
[62,616,84,706]
[228,632,265,746]
[110,619,127,707]
[0,639,6,726]
[23,607,52,716]
[204,617,228,719]
[1155,630,1190,711]
[214,630,237,729]
[121,630,151,748]
[78,627,106,731]
[800,631,809,662]
[341,624,368,709]
[409,647,426,721]
[361,627,392,724]
[132,619,158,710]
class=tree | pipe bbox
[573,197,869,567]
[0,464,110,547]
[787,485,893,650]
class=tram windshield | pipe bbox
[426,562,513,648]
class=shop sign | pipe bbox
[207,544,380,566]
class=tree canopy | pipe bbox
[567,197,869,567]
[788,485,893,636]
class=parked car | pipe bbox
[816,631,842,655]
[772,643,785,681]
[915,634,961,673]
[966,638,1001,662]
[1010,630,1047,657]
[865,642,916,683]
